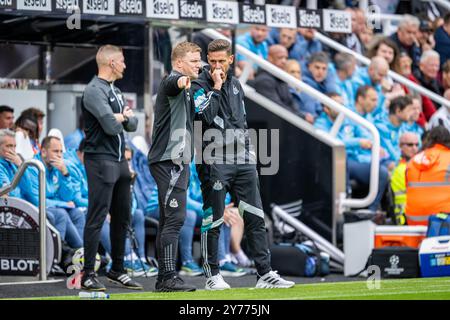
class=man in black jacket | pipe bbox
[252,44,307,119]
[81,45,142,291]
[148,41,202,292]
[191,39,295,291]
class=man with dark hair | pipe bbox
[302,52,336,95]
[0,105,14,129]
[81,44,141,291]
[20,108,45,146]
[354,85,379,121]
[375,96,414,168]
[148,41,201,292]
[192,39,295,291]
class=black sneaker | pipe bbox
[81,271,106,291]
[155,278,163,291]
[106,270,143,290]
[156,276,196,292]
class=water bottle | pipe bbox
[78,291,110,299]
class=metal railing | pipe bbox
[272,205,345,267]
[0,159,47,281]
[202,28,381,211]
[314,32,450,110]
[423,0,450,11]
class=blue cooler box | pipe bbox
[419,236,450,277]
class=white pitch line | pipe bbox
[0,279,64,286]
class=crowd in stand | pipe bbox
[209,7,450,223]
[0,106,254,277]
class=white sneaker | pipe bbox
[255,271,295,289]
[205,274,231,291]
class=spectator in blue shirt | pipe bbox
[334,52,357,110]
[297,28,323,64]
[0,129,34,200]
[284,59,321,123]
[28,136,84,249]
[64,114,85,151]
[302,52,337,95]
[375,95,414,170]
[268,28,304,62]
[314,93,389,212]
[236,26,269,80]
[403,95,424,143]
[352,56,389,117]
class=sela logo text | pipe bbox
[329,12,349,30]
[86,0,109,11]
[153,0,175,15]
[119,0,143,14]
[22,0,48,7]
[0,0,13,6]
[56,0,80,10]
[180,0,203,19]
[242,4,265,24]
[212,3,233,20]
[299,10,320,28]
[270,7,291,24]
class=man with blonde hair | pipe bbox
[148,41,201,292]
[81,44,141,291]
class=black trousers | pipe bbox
[197,163,271,278]
[149,160,190,280]
[83,158,132,273]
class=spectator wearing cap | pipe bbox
[434,12,450,68]
[0,105,14,130]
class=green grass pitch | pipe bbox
[26,277,450,300]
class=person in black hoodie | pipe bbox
[81,45,142,291]
[252,44,307,120]
[148,41,202,292]
[191,39,295,291]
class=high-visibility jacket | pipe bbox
[405,144,450,225]
[391,159,407,225]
